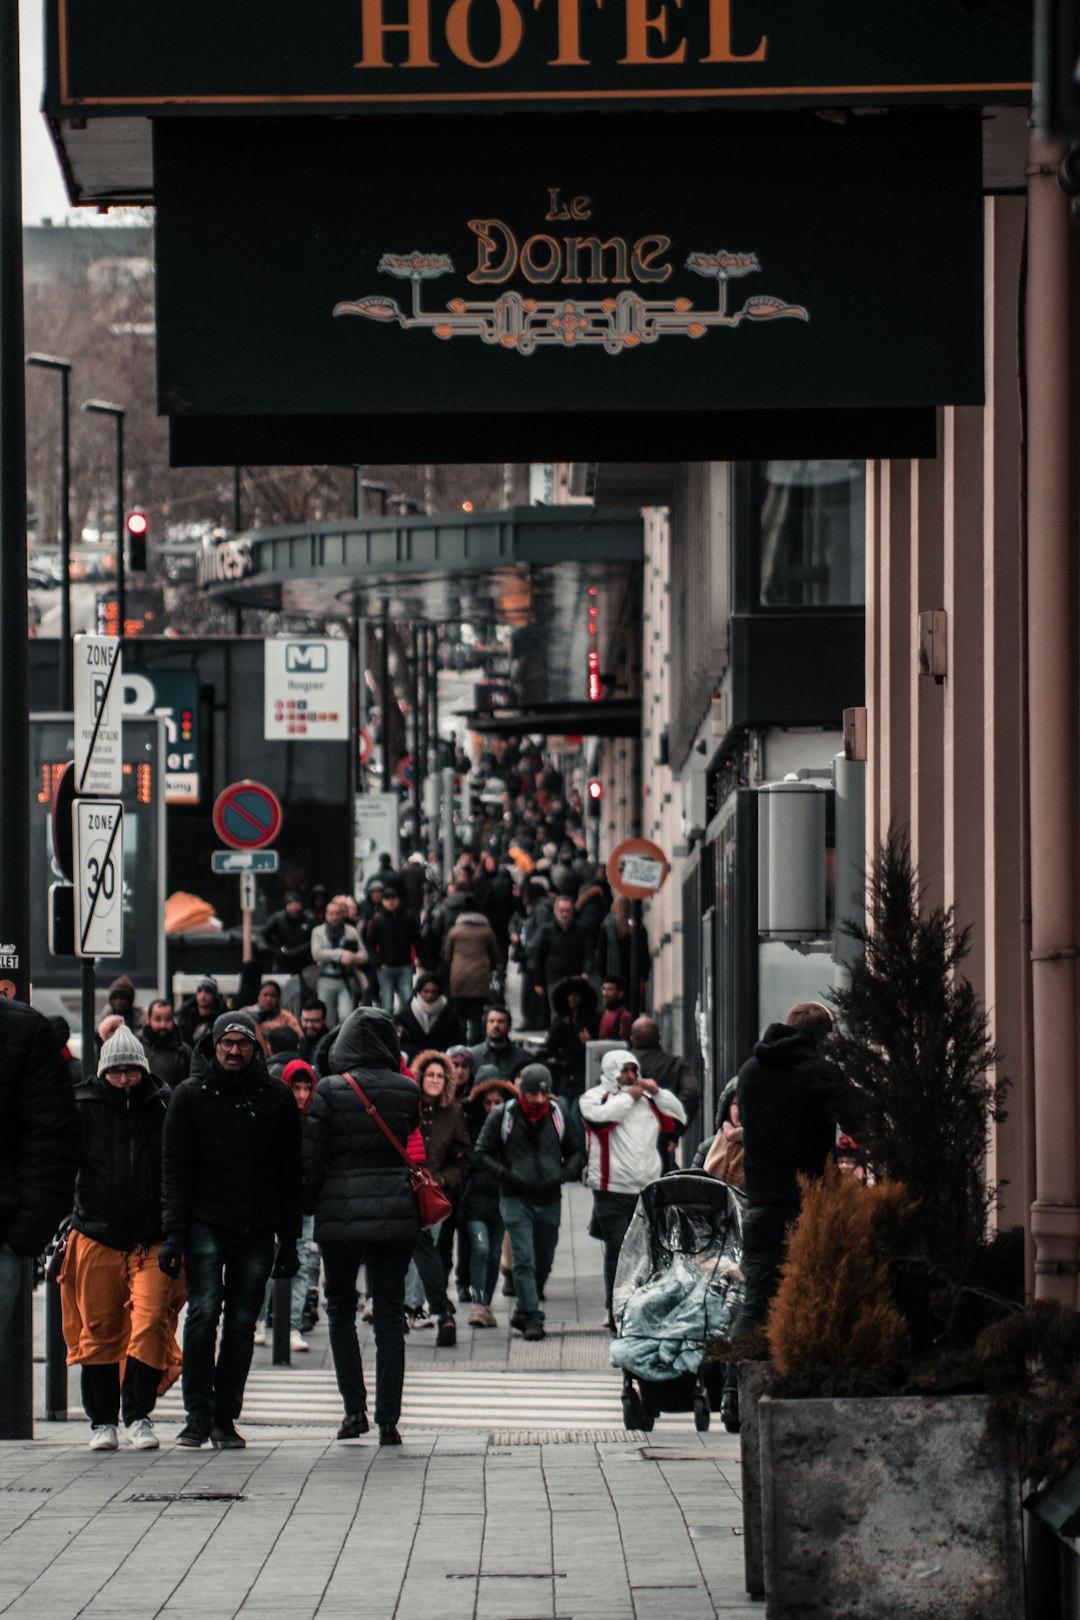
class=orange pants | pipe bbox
[60,1230,185,1392]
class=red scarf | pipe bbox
[519,1093,551,1122]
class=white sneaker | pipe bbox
[88,1424,118,1451]
[253,1324,267,1345]
[125,1418,159,1451]
[289,1330,309,1353]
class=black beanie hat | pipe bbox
[212,1011,258,1045]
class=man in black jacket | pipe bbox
[259,890,314,977]
[533,896,587,1016]
[61,1025,181,1452]
[467,1004,531,1083]
[0,996,79,1389]
[367,886,422,1015]
[159,1010,302,1449]
[475,1063,584,1341]
[721,1002,842,1429]
[140,1000,192,1091]
[176,977,226,1048]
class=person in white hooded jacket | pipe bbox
[580,1049,686,1327]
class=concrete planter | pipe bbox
[758,1393,1025,1620]
[736,1360,773,1597]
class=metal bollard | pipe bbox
[271,1276,292,1365]
[44,1274,68,1421]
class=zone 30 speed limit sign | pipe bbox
[73,799,124,958]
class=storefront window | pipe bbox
[758,460,865,607]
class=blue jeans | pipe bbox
[465,1217,503,1307]
[499,1195,561,1321]
[182,1223,275,1427]
[321,1238,413,1425]
[379,964,414,1014]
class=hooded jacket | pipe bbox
[736,1023,840,1209]
[580,1049,686,1194]
[443,912,499,999]
[474,1093,584,1205]
[0,998,79,1256]
[302,1007,421,1246]
[72,1072,170,1250]
[160,1046,302,1239]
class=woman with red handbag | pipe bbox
[303,1006,421,1447]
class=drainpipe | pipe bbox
[1025,132,1080,1307]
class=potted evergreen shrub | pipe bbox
[744,833,1036,1620]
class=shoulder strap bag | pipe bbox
[342,1071,452,1230]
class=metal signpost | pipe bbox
[607,837,670,1017]
[212,780,283,956]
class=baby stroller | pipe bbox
[610,1171,745,1432]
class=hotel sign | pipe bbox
[49,0,1030,114]
[156,108,984,461]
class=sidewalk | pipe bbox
[11,1184,762,1619]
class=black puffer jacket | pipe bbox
[0,998,79,1256]
[72,1074,170,1250]
[475,1096,584,1206]
[736,1024,841,1209]
[140,1027,192,1091]
[160,1051,302,1239]
[303,1007,421,1247]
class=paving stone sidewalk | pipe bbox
[14,1174,761,1617]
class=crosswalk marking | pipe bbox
[155,1367,699,1432]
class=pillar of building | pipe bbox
[1025,133,1080,1307]
[980,195,1029,1242]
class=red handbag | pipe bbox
[342,1072,452,1230]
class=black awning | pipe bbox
[462,699,640,738]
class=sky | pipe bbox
[20,0,73,223]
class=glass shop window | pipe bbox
[757,460,866,608]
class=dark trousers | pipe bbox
[182,1222,275,1426]
[452,996,487,1044]
[321,1238,413,1425]
[591,1190,639,1317]
[81,1357,162,1427]
[724,1202,797,1392]
[411,1228,452,1319]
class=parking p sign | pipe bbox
[265,638,349,741]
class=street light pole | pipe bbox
[0,0,34,1440]
[26,355,72,706]
[81,400,125,638]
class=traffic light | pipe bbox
[587,778,603,816]
[126,509,149,572]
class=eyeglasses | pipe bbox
[106,1066,144,1081]
[216,1037,254,1053]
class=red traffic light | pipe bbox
[587,778,603,801]
[126,510,148,536]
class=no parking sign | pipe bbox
[212,780,283,850]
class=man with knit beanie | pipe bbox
[474,1063,583,1341]
[59,1024,182,1452]
[160,1010,303,1448]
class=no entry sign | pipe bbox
[607,837,670,901]
[212,779,283,850]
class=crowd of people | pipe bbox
[0,740,864,1454]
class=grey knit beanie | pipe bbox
[99,1023,149,1077]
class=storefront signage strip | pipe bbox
[50,0,1031,111]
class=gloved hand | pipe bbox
[157,1233,184,1278]
[271,1242,301,1280]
